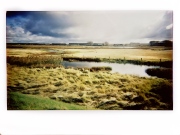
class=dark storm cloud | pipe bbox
[6,11,32,18]
[145,11,173,39]
[6,11,75,38]
[7,11,171,43]
[146,28,172,39]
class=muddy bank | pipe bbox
[62,56,173,68]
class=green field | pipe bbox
[8,92,93,110]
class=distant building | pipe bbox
[7,43,51,45]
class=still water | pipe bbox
[61,61,159,77]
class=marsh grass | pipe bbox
[63,57,101,62]
[6,45,173,110]
[90,66,112,72]
[7,56,63,68]
[150,81,173,109]
[146,68,172,79]
[7,92,92,110]
[7,64,172,110]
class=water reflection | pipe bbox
[61,61,159,77]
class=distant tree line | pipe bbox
[6,43,52,45]
[149,40,173,47]
[7,41,111,46]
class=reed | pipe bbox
[7,56,63,68]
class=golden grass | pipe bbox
[7,55,63,68]
[7,46,172,61]
[7,64,172,110]
[6,45,173,110]
[65,48,172,61]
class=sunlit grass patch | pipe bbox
[7,92,92,110]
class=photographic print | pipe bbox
[6,11,173,110]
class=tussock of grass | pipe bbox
[90,66,112,72]
[146,68,172,79]
[7,64,172,110]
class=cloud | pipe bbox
[144,11,173,40]
[6,11,31,18]
[6,25,77,43]
[64,11,170,43]
[6,11,173,43]
[24,12,75,37]
[6,11,76,40]
[166,24,173,30]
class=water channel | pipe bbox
[61,61,159,77]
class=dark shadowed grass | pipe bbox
[150,81,173,110]
[7,56,63,68]
[63,57,101,62]
[7,92,93,110]
[89,66,112,72]
[146,68,172,79]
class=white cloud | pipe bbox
[7,11,172,43]
[63,11,167,43]
[166,23,173,29]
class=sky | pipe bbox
[6,11,173,44]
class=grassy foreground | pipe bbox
[7,64,173,110]
[7,92,92,110]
